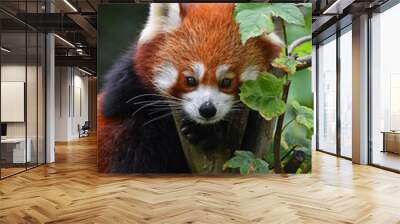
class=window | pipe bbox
[339,27,352,158]
[370,3,400,171]
[317,35,337,154]
[0,1,47,179]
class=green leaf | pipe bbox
[297,3,312,8]
[223,156,249,169]
[291,101,313,139]
[267,4,305,26]
[254,159,270,174]
[292,41,312,58]
[234,150,255,159]
[223,152,252,174]
[240,164,251,175]
[235,8,274,44]
[235,4,305,27]
[234,3,267,16]
[283,4,311,45]
[273,56,300,75]
[302,4,312,31]
[239,73,286,120]
[234,3,305,44]
[283,122,311,149]
[224,150,270,175]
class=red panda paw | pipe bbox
[180,118,210,144]
[179,118,227,147]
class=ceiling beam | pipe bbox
[67,13,97,46]
[55,55,96,72]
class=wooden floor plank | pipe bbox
[0,135,400,223]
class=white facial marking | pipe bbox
[153,62,178,91]
[183,62,205,79]
[191,62,205,79]
[240,65,260,81]
[138,3,181,45]
[216,64,230,80]
[182,86,234,124]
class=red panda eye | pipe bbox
[186,76,197,87]
[220,78,232,89]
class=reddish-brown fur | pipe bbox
[134,3,281,96]
[98,94,130,172]
[99,3,281,171]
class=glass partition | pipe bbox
[0,1,46,179]
[1,30,28,177]
[370,4,400,171]
[317,35,337,155]
[339,27,352,158]
[27,30,38,169]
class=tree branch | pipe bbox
[273,80,291,173]
[281,19,288,56]
[288,35,312,55]
[296,56,311,71]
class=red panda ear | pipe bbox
[179,3,191,18]
[258,33,284,67]
[138,3,184,45]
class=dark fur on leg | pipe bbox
[99,48,189,173]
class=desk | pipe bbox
[382,131,400,154]
[1,138,31,163]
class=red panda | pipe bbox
[98,3,282,173]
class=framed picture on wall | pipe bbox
[97,3,313,175]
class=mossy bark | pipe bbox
[240,110,276,159]
[172,109,250,174]
[172,108,278,174]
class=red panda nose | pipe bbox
[199,101,217,119]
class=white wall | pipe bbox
[1,65,41,138]
[55,67,69,141]
[1,63,46,164]
[54,67,89,141]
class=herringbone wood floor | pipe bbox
[0,136,400,224]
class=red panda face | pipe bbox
[135,3,282,124]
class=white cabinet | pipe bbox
[1,138,32,163]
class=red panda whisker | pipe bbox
[150,82,192,104]
[133,99,181,105]
[126,93,168,104]
[128,97,181,106]
[148,105,182,111]
[148,108,182,115]
[231,106,245,110]
[130,101,163,118]
[144,103,182,109]
[130,99,183,118]
[127,95,184,109]
[142,112,175,127]
[231,100,243,104]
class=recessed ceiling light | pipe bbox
[63,0,78,12]
[54,34,75,48]
[1,47,11,53]
[78,67,92,76]
[323,0,354,15]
